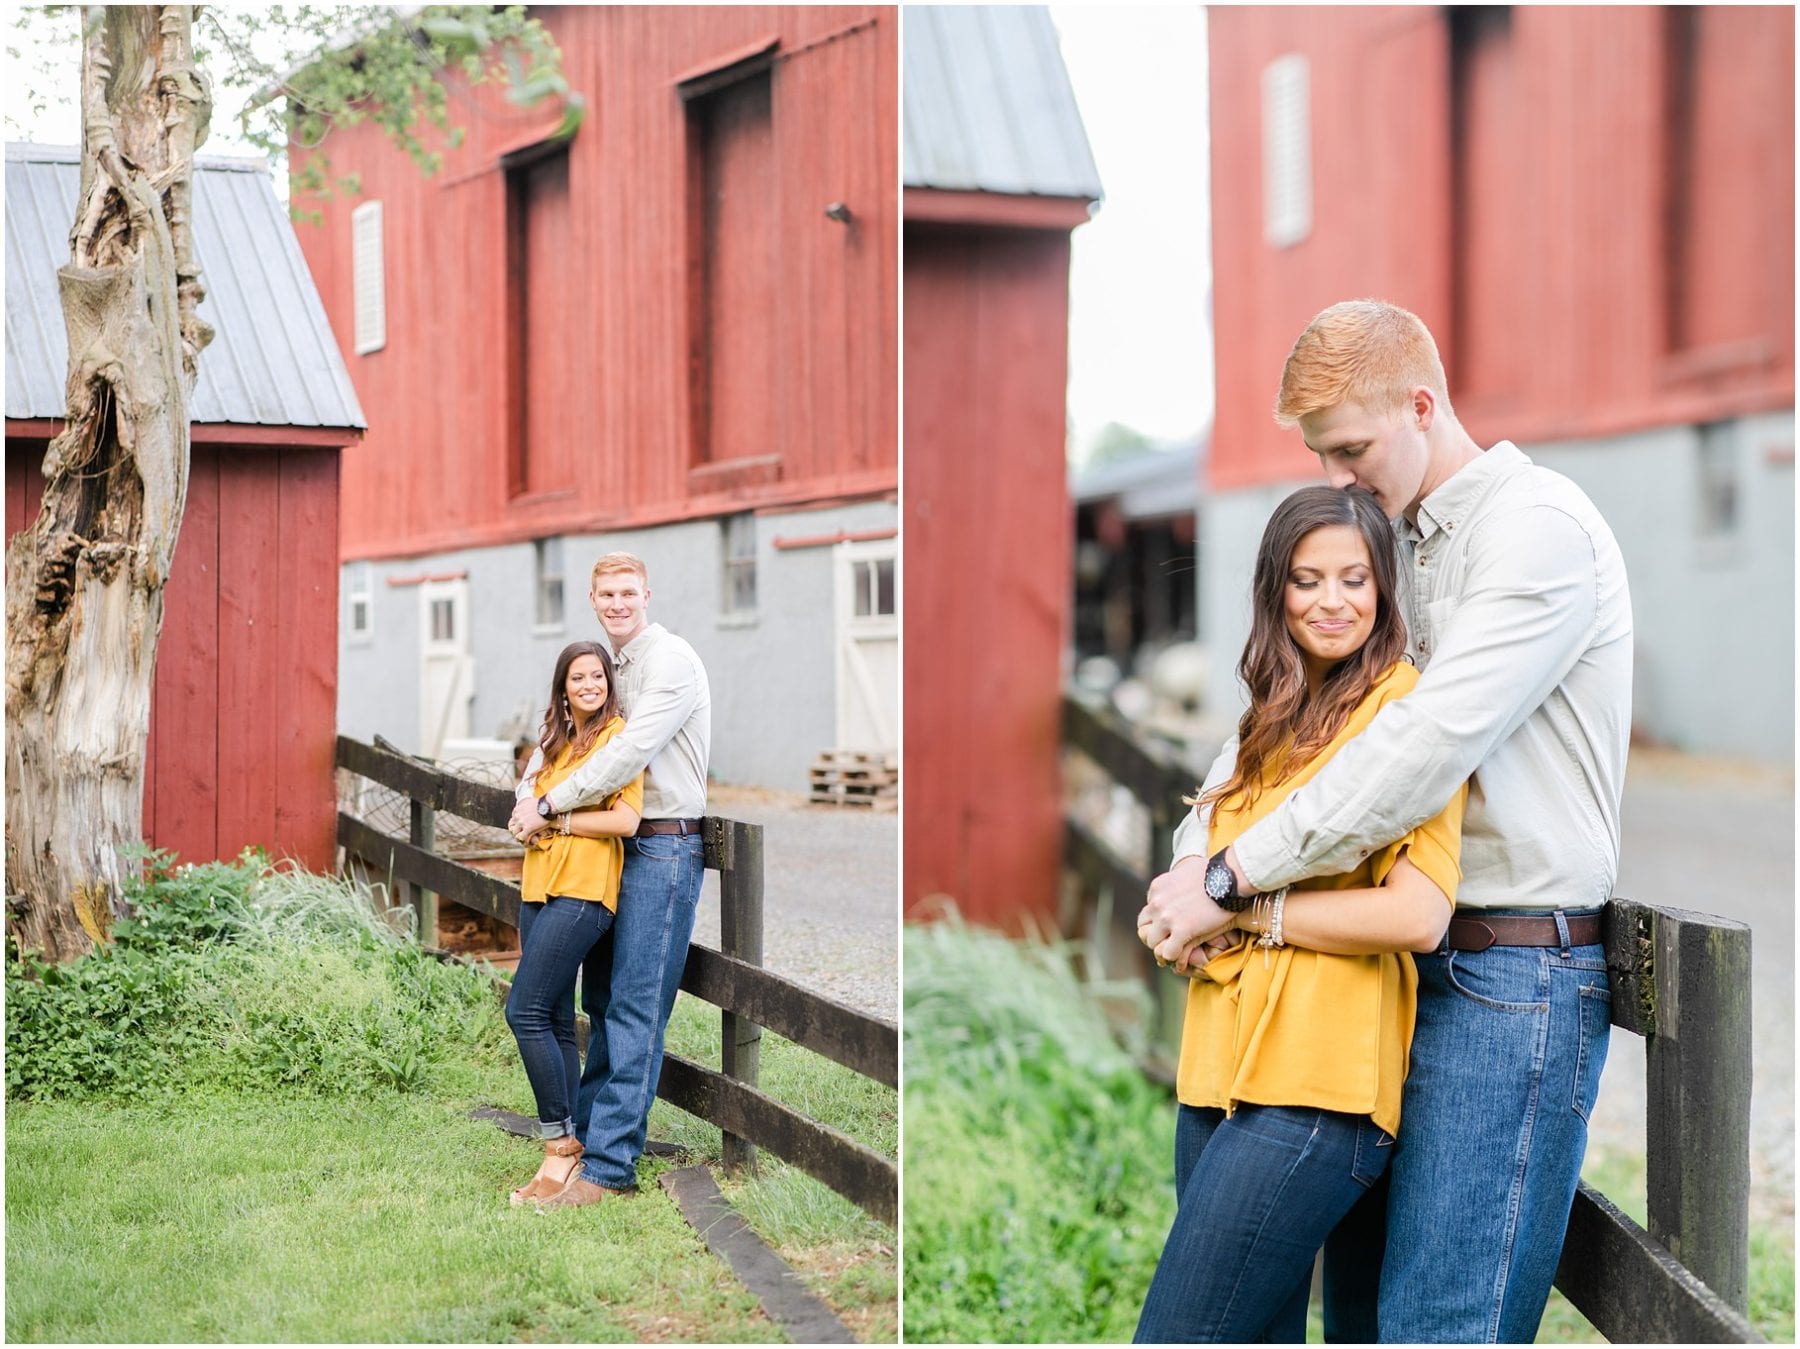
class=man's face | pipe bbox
[1298,396,1432,521]
[590,570,649,646]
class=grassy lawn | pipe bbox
[6,859,895,1343]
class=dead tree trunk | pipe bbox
[4,6,212,960]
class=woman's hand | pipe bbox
[1170,933,1240,976]
[508,798,550,844]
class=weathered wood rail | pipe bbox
[1061,689,1762,1343]
[335,736,898,1226]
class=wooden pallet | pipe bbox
[808,749,898,809]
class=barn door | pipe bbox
[419,578,474,758]
[833,539,898,751]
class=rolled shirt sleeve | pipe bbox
[1170,735,1239,865]
[1233,504,1602,892]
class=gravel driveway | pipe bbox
[693,785,898,1024]
[1586,749,1793,1228]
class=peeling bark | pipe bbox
[5,6,212,961]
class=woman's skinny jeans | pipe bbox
[1134,1103,1393,1344]
[506,896,615,1139]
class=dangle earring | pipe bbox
[562,698,574,732]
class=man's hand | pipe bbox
[508,798,550,844]
[1137,854,1237,966]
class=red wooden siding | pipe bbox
[1207,5,1795,492]
[902,225,1076,929]
[296,6,898,563]
[5,439,340,872]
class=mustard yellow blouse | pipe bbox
[520,716,645,912]
[1176,661,1466,1137]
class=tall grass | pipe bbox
[903,917,1176,1343]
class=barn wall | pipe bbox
[902,224,1075,928]
[6,440,341,870]
[296,6,898,562]
[1206,5,1794,492]
[336,497,897,791]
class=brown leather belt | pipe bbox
[1446,911,1603,952]
[635,818,704,837]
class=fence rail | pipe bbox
[335,735,898,1227]
[1060,691,1762,1344]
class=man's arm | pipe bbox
[1138,737,1238,968]
[1170,734,1238,865]
[541,649,702,812]
[515,746,544,802]
[1233,504,1602,892]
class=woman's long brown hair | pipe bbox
[537,640,622,767]
[1198,486,1406,815]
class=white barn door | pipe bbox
[419,578,474,758]
[833,539,898,752]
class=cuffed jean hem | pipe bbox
[537,1118,577,1141]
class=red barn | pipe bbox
[901,6,1100,927]
[5,144,364,871]
[1204,6,1794,758]
[293,7,898,792]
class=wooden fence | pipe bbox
[1061,690,1762,1343]
[335,736,898,1227]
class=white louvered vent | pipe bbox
[1262,55,1312,249]
[352,200,386,354]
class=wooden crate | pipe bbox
[809,749,898,810]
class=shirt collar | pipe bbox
[613,622,663,667]
[1400,441,1528,544]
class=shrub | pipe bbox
[6,853,508,1102]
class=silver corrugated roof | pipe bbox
[6,142,365,430]
[903,6,1101,199]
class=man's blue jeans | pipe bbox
[573,832,705,1189]
[1134,1103,1394,1343]
[1324,912,1612,1342]
[507,896,616,1138]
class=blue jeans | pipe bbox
[1324,911,1612,1342]
[573,832,705,1188]
[1134,1104,1394,1343]
[507,896,616,1138]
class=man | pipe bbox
[1136,300,1633,1342]
[508,551,712,1208]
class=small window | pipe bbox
[430,597,455,643]
[534,538,565,628]
[352,200,386,354]
[722,513,757,616]
[346,561,373,640]
[852,557,896,619]
[1696,422,1739,538]
[1262,55,1312,249]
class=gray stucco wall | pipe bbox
[338,499,898,790]
[1197,411,1795,761]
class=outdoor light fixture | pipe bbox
[824,201,852,224]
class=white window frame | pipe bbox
[720,512,758,623]
[534,537,566,632]
[346,561,373,644]
[1262,55,1313,250]
[352,200,387,354]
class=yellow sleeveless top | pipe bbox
[520,716,645,912]
[1176,662,1466,1136]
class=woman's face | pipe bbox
[564,654,609,721]
[1283,524,1378,684]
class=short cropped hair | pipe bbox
[590,551,648,588]
[1274,299,1451,427]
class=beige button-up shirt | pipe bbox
[1173,443,1633,910]
[518,622,712,821]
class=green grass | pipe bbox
[902,918,1175,1343]
[6,856,896,1343]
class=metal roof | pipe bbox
[1071,439,1204,519]
[903,6,1101,200]
[5,142,365,430]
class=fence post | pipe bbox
[718,818,766,1173]
[409,798,437,945]
[1644,905,1753,1312]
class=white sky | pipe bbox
[1052,5,1212,459]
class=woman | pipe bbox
[504,640,644,1207]
[1133,486,1467,1343]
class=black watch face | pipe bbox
[1205,857,1234,902]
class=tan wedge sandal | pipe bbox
[509,1135,584,1207]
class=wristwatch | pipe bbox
[537,797,554,820]
[1204,847,1254,913]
